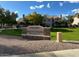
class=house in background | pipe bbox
[72,16,79,26]
[42,15,52,27]
[42,15,61,27]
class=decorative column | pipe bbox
[56,32,62,42]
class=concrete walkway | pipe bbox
[16,49,79,57]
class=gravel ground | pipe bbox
[0,35,79,56]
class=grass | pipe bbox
[51,28,79,41]
[0,28,79,41]
[0,29,22,36]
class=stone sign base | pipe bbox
[22,25,50,40]
[22,34,50,40]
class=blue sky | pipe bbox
[0,1,79,18]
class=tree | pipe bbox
[4,10,11,24]
[23,14,30,26]
[75,13,79,18]
[67,15,74,24]
[10,12,18,25]
[24,12,43,25]
[0,8,5,28]
[3,10,18,26]
[0,8,18,28]
[66,15,74,27]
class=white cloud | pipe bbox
[30,6,36,10]
[39,5,44,8]
[30,4,44,10]
[29,3,51,10]
[59,2,63,6]
[35,5,39,8]
[62,14,69,17]
[47,3,51,8]
[15,11,19,14]
[35,5,44,8]
[72,8,79,13]
[69,1,79,3]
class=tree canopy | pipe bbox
[0,8,18,27]
[23,12,43,25]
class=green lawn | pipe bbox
[51,28,79,41]
[0,28,79,41]
[0,29,22,36]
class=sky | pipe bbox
[0,1,79,18]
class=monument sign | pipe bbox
[22,25,50,40]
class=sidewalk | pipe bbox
[17,49,79,57]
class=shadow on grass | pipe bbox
[51,28,73,32]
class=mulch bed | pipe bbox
[0,35,79,56]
